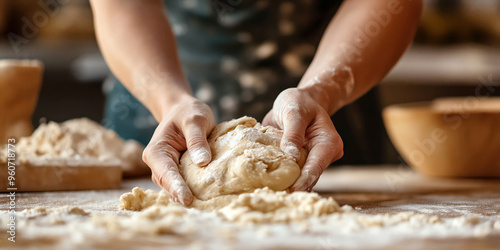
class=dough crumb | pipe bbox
[220,187,340,223]
[22,206,89,217]
[94,205,190,236]
[119,187,170,211]
[494,220,500,230]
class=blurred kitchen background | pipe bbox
[0,0,499,165]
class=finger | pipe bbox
[290,145,328,192]
[183,123,212,166]
[280,116,308,162]
[143,145,194,205]
[262,110,275,127]
[291,140,342,192]
[152,174,181,203]
[307,178,320,192]
[154,166,193,205]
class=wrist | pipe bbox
[135,81,193,122]
[299,85,336,115]
[127,62,193,121]
[298,65,355,115]
[156,90,193,121]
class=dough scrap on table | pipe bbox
[0,118,149,177]
[94,205,189,235]
[119,187,341,224]
[21,206,89,217]
[179,116,307,201]
[119,186,171,211]
[219,187,340,223]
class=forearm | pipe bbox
[299,0,422,115]
[90,0,191,121]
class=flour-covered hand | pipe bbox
[142,96,215,205]
[263,88,344,192]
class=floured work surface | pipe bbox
[1,166,499,249]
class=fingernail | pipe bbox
[176,187,193,206]
[191,148,210,165]
[291,182,307,192]
[178,195,191,206]
[291,178,307,192]
[283,143,300,161]
[292,173,317,192]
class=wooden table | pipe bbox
[1,165,499,249]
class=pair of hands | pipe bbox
[142,88,344,205]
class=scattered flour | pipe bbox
[2,188,499,249]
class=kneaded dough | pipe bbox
[179,116,306,201]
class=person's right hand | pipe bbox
[142,96,215,206]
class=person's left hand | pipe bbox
[263,88,344,192]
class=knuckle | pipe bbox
[164,150,179,164]
[283,105,304,117]
[330,134,343,148]
[280,88,301,99]
[155,174,170,192]
[142,147,151,164]
[156,175,165,187]
[333,136,344,160]
[335,148,344,161]
[184,113,209,127]
[284,132,303,145]
[151,174,158,185]
[161,143,180,159]
[310,160,326,173]
[186,136,207,149]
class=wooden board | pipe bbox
[0,162,122,192]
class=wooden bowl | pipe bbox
[382,97,500,178]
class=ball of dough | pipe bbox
[179,116,305,201]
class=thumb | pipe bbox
[281,117,307,162]
[183,124,212,166]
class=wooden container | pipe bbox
[0,60,44,143]
[383,97,500,178]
